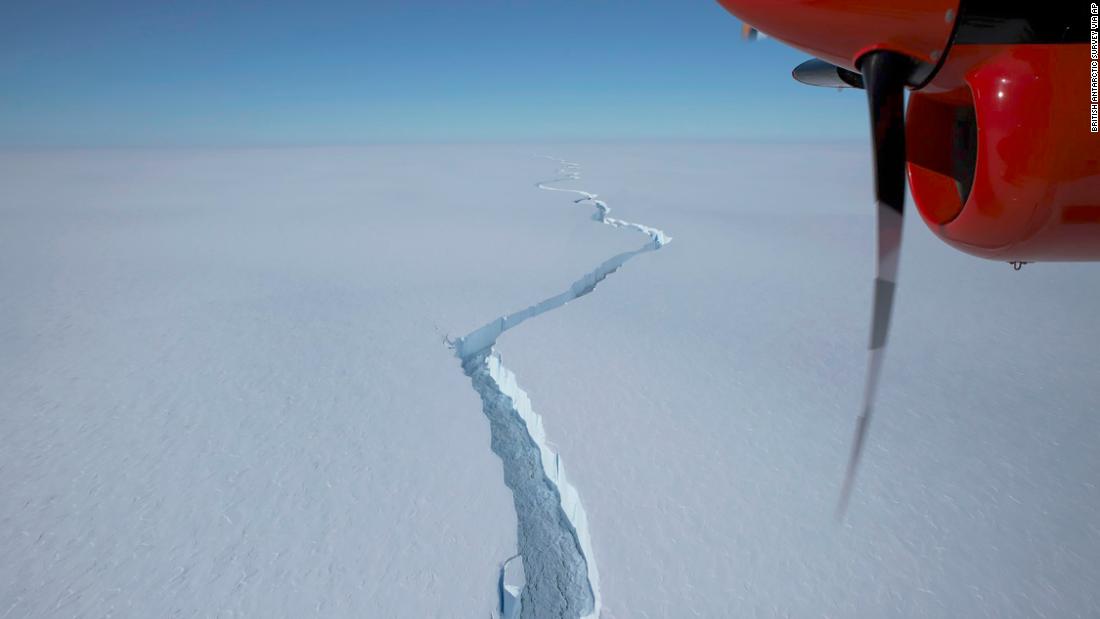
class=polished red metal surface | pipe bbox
[907,44,1100,261]
[715,0,958,71]
[717,0,1100,262]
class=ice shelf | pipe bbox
[452,159,669,618]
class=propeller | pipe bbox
[836,51,913,519]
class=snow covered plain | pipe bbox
[2,144,1098,618]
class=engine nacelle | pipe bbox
[718,0,1100,262]
[907,43,1100,261]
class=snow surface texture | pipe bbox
[496,143,1100,618]
[453,159,669,619]
[2,144,1098,618]
[0,147,640,618]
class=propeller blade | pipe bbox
[792,59,864,89]
[837,51,911,520]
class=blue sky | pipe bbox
[0,0,867,146]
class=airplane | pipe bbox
[715,1,1100,516]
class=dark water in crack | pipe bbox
[462,351,595,619]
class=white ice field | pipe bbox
[2,144,1098,618]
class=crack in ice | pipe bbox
[452,158,670,619]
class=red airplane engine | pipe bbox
[908,39,1100,261]
[718,0,1100,262]
[716,0,1100,514]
